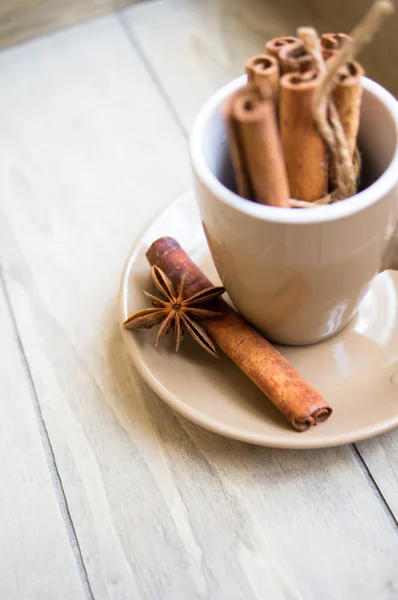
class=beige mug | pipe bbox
[190,75,398,345]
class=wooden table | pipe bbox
[1,2,397,598]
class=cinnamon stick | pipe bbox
[280,70,328,201]
[278,40,315,74]
[321,33,351,59]
[333,60,364,158]
[266,36,298,60]
[224,85,290,207]
[223,91,251,199]
[146,237,332,432]
[245,54,279,105]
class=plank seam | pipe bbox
[352,444,398,530]
[117,10,187,137]
[0,265,96,600]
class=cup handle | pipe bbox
[380,226,398,272]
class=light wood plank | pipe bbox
[1,6,398,600]
[0,285,87,599]
[0,13,191,600]
[0,0,136,49]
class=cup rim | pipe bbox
[189,75,398,225]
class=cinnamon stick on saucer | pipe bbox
[280,70,328,202]
[245,54,279,104]
[333,61,364,158]
[223,85,290,207]
[147,237,332,432]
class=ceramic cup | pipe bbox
[190,75,398,346]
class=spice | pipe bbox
[223,85,290,207]
[245,54,279,105]
[280,70,328,202]
[146,237,333,432]
[223,3,393,208]
[278,40,315,73]
[223,90,251,199]
[123,265,224,357]
[321,33,351,59]
[298,26,359,200]
[265,36,298,60]
[333,61,364,158]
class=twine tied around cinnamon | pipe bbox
[290,0,393,208]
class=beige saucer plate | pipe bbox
[119,190,398,449]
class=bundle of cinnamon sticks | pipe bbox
[224,32,364,206]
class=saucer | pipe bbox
[119,190,398,449]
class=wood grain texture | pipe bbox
[0,3,398,600]
[0,284,87,599]
[0,0,136,48]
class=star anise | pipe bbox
[123,266,225,357]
